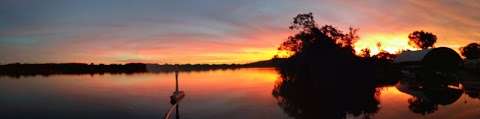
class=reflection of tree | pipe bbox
[272,69,380,119]
[460,71,480,100]
[463,81,480,100]
[396,74,463,115]
[407,88,462,115]
[408,97,437,115]
[465,89,480,99]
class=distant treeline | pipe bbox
[0,59,285,78]
[146,58,286,73]
[0,63,147,78]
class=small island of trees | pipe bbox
[272,13,480,119]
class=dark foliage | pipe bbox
[241,57,287,67]
[359,48,372,58]
[272,13,402,119]
[0,63,269,78]
[0,63,147,78]
[374,51,398,61]
[146,63,241,73]
[460,43,480,60]
[361,50,400,85]
[279,13,358,55]
[277,13,399,85]
[408,30,437,49]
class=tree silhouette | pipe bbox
[359,48,371,58]
[274,13,388,119]
[460,43,480,59]
[374,51,397,60]
[278,13,358,56]
[408,31,437,49]
[289,12,316,30]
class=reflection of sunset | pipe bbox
[0,68,290,118]
[377,86,412,103]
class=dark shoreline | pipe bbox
[0,59,283,78]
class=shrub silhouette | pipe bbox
[460,43,480,59]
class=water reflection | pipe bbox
[397,70,480,116]
[273,65,480,119]
[165,71,185,119]
[396,80,462,115]
[0,68,288,119]
[461,72,480,100]
[272,81,380,119]
[465,85,480,100]
[272,68,381,119]
[1,68,479,119]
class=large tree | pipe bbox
[408,30,437,49]
[278,13,359,56]
[273,13,379,119]
[460,43,480,59]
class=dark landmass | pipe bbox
[0,58,287,78]
[0,63,148,78]
[242,58,287,67]
[271,13,477,119]
[147,58,287,72]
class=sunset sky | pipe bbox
[0,0,479,64]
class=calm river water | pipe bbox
[1,68,479,119]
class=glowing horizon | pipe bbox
[0,0,478,64]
